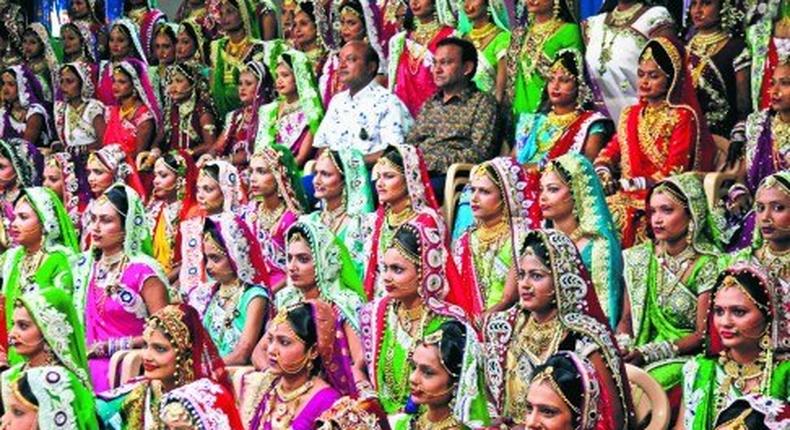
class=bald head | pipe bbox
[339,41,379,94]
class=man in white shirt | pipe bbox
[313,41,412,165]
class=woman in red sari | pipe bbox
[594,36,714,247]
[102,59,162,158]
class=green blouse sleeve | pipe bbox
[544,24,583,59]
[770,360,790,401]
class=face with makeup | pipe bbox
[409,343,455,407]
[516,251,555,313]
[524,379,575,430]
[10,197,43,249]
[0,153,18,191]
[286,235,317,290]
[712,281,769,352]
[142,327,178,382]
[195,171,224,214]
[9,305,45,359]
[89,198,125,252]
[539,171,574,222]
[755,185,790,244]
[649,189,690,243]
[42,162,64,199]
[381,246,420,303]
[86,156,114,196]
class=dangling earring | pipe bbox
[552,0,560,19]
[686,221,695,247]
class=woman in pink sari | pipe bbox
[73,184,170,392]
[97,18,149,106]
[102,58,161,158]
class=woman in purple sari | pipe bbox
[72,184,170,392]
[242,300,355,429]
[744,58,789,193]
[0,65,53,147]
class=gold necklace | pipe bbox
[608,2,643,26]
[657,244,697,276]
[396,302,424,328]
[468,22,499,51]
[412,19,441,47]
[320,201,347,233]
[759,244,790,279]
[475,218,509,249]
[19,249,45,293]
[771,114,790,169]
[226,37,250,59]
[716,350,766,412]
[519,314,563,361]
[386,206,414,227]
[520,18,563,80]
[638,101,677,146]
[688,30,729,85]
[547,109,580,128]
[119,103,137,119]
[416,413,461,430]
[268,378,315,430]
[257,202,286,233]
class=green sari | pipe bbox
[1,287,97,430]
[1,366,99,430]
[1,187,79,364]
[681,263,790,430]
[622,173,721,390]
[549,154,623,327]
[306,149,374,278]
[505,20,582,117]
[388,319,490,428]
[274,217,367,332]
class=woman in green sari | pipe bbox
[679,263,790,430]
[504,0,582,128]
[1,287,97,429]
[482,229,630,428]
[540,153,622,327]
[2,366,98,430]
[617,173,720,403]
[390,319,490,428]
[1,187,79,347]
[459,0,511,101]
[359,217,469,415]
[308,149,374,278]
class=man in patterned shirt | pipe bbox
[314,41,412,166]
[406,37,500,199]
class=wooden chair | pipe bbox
[108,349,132,389]
[227,365,256,405]
[442,163,473,227]
[108,349,146,389]
[704,172,740,210]
[626,364,671,430]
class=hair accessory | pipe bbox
[719,275,769,312]
[653,183,688,208]
[11,379,38,412]
[532,366,580,414]
[203,232,227,257]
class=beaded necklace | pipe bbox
[519,18,563,80]
[597,2,644,75]
[468,22,499,51]
[688,30,730,86]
